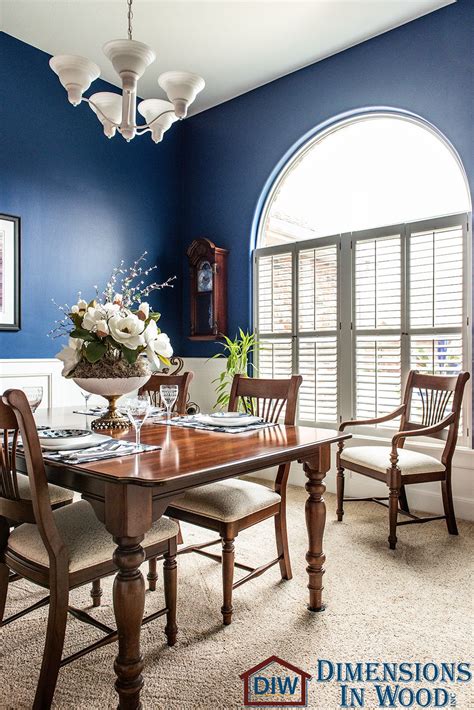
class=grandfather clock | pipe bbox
[187,238,228,340]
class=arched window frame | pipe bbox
[253,112,472,447]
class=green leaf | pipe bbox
[122,346,139,364]
[84,341,107,363]
[70,328,96,342]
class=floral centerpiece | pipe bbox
[52,253,174,429]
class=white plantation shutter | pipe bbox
[254,212,469,443]
[255,250,294,386]
[354,232,402,424]
[297,243,338,423]
[409,225,463,329]
[408,221,466,429]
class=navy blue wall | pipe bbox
[0,32,182,359]
[178,0,473,358]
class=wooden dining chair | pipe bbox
[337,370,470,550]
[165,374,303,625]
[138,371,194,415]
[0,399,75,587]
[0,389,179,710]
[139,371,193,592]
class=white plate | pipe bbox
[39,428,92,440]
[198,414,262,427]
[40,433,112,451]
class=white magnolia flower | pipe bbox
[143,320,173,370]
[70,304,79,314]
[113,293,123,306]
[77,299,88,311]
[56,337,82,376]
[137,302,150,321]
[82,306,105,331]
[109,313,145,349]
[96,319,109,338]
[103,302,120,316]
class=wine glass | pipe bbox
[22,386,43,413]
[126,395,151,452]
[160,385,179,421]
[80,390,92,411]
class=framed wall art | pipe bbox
[0,214,21,331]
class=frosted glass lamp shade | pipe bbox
[49,55,100,106]
[158,71,205,118]
[103,39,156,80]
[89,92,123,138]
[137,99,177,143]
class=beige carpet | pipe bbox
[0,485,472,709]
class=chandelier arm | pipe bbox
[83,97,122,128]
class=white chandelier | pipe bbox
[49,0,205,143]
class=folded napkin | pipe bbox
[43,440,161,464]
[167,415,277,434]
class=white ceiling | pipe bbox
[1,0,453,115]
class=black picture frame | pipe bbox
[0,213,21,331]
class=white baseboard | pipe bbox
[1,357,473,521]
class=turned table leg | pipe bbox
[301,445,331,612]
[112,536,146,710]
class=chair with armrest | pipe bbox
[0,389,179,709]
[165,373,303,625]
[336,370,470,549]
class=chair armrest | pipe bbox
[388,413,456,468]
[391,413,455,456]
[339,405,406,432]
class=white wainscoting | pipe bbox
[1,357,473,520]
[0,358,103,409]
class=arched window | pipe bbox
[254,114,471,443]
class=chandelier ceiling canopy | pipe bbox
[49,0,205,143]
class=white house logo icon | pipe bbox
[240,656,312,707]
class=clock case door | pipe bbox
[187,237,228,340]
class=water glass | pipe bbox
[126,396,151,452]
[160,384,179,421]
[22,386,43,413]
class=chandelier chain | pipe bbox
[127,0,133,40]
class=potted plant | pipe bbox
[210,329,260,411]
[52,253,174,429]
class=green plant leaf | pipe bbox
[70,328,95,342]
[84,341,107,363]
[122,346,139,364]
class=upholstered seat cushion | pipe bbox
[16,473,74,507]
[7,500,178,574]
[171,479,281,522]
[340,446,445,475]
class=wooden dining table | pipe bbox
[20,408,350,709]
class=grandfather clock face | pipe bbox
[197,260,213,292]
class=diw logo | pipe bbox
[240,656,312,707]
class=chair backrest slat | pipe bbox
[399,371,470,465]
[228,375,302,425]
[138,372,194,415]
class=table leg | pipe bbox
[301,445,330,612]
[112,536,146,710]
